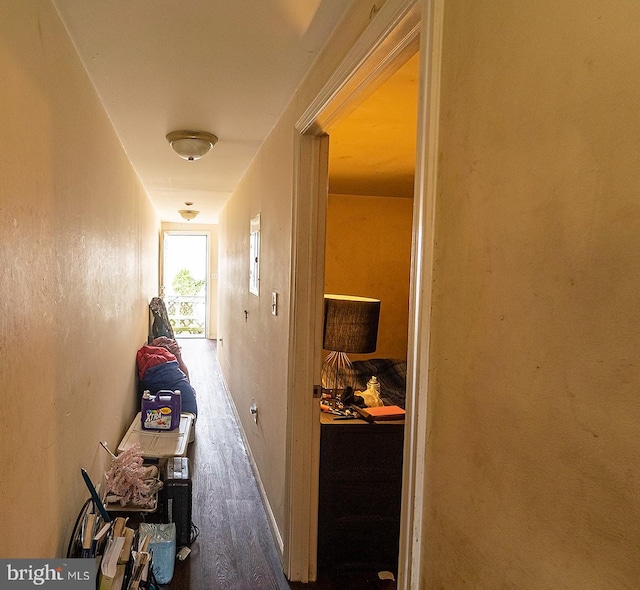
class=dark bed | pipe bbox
[351,358,407,409]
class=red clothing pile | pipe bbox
[136,345,177,380]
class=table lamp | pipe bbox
[321,294,381,399]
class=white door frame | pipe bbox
[284,0,443,585]
[397,1,443,587]
[283,132,329,581]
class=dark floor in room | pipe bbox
[166,338,396,590]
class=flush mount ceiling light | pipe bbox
[166,130,218,161]
[178,209,200,221]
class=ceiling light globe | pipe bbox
[166,130,218,161]
[178,209,200,221]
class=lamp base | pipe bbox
[321,351,356,400]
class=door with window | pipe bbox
[161,232,209,338]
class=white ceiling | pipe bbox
[52,0,355,224]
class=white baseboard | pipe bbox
[217,374,285,558]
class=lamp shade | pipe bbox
[322,294,380,354]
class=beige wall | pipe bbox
[218,115,295,536]
[0,0,159,557]
[325,193,412,360]
[217,0,389,549]
[423,0,640,587]
[161,222,219,339]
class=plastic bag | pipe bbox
[139,522,176,584]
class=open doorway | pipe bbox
[161,231,209,338]
[316,51,419,579]
[285,2,424,583]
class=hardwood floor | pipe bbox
[167,338,397,590]
[167,338,290,590]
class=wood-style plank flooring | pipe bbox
[166,338,290,590]
[167,338,396,590]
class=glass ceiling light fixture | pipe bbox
[179,202,199,221]
[166,130,218,161]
